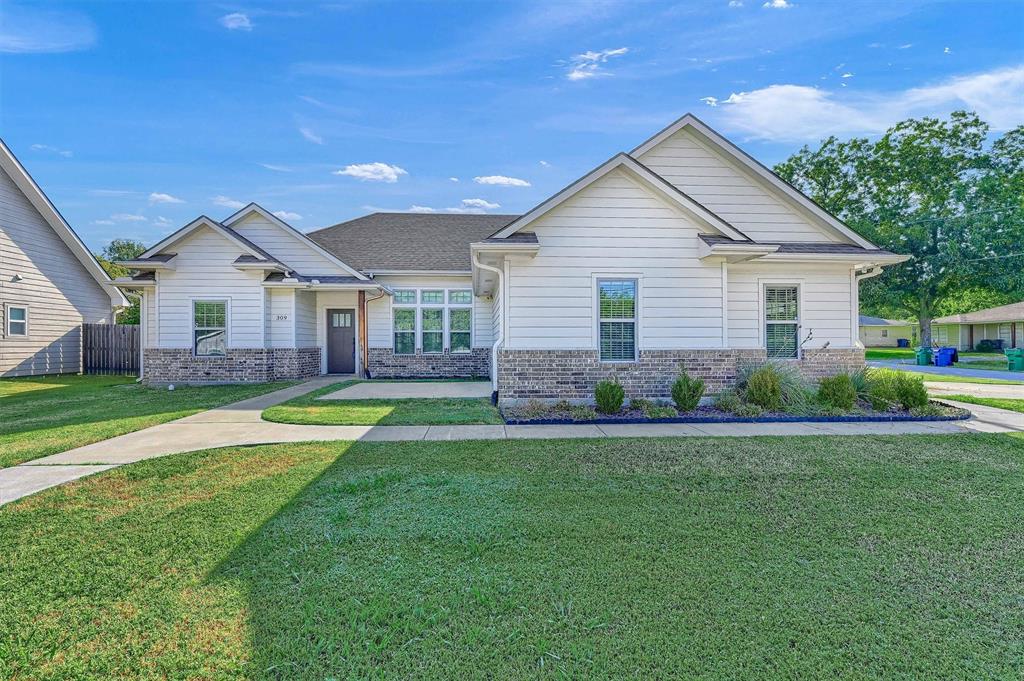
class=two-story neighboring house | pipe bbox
[115,114,906,402]
[0,140,127,377]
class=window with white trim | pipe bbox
[422,308,443,353]
[7,306,27,336]
[393,308,416,355]
[391,288,473,354]
[193,300,226,356]
[764,285,799,359]
[598,279,637,362]
[449,308,472,353]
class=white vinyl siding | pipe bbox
[638,128,847,244]
[294,290,317,347]
[505,169,724,350]
[149,226,264,349]
[728,262,855,349]
[367,275,491,349]
[265,288,294,348]
[0,166,113,376]
[229,212,348,274]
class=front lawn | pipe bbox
[3,434,1023,678]
[941,395,1024,414]
[262,380,503,425]
[0,374,294,467]
[865,347,1005,362]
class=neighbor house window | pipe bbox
[449,308,472,353]
[422,308,443,353]
[7,306,27,336]
[765,285,799,359]
[193,300,226,356]
[598,279,636,361]
[881,329,888,338]
[393,308,416,355]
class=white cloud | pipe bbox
[539,160,551,167]
[92,219,115,226]
[898,43,913,49]
[728,0,744,6]
[272,210,302,221]
[259,163,293,172]
[449,177,460,182]
[333,162,408,183]
[700,96,719,107]
[153,216,173,227]
[211,195,246,209]
[409,205,436,213]
[705,64,1024,142]
[474,175,531,187]
[944,47,951,54]
[219,13,253,31]
[841,72,854,78]
[110,213,147,222]
[0,5,96,53]
[762,0,793,7]
[148,192,184,205]
[30,144,72,158]
[565,47,629,81]
[459,198,501,210]
[298,127,323,144]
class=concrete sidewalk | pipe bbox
[870,360,1024,382]
[925,381,1024,400]
[3,378,1021,507]
[319,381,492,400]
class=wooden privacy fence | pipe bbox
[83,323,139,375]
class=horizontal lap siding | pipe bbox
[266,288,295,348]
[295,290,316,346]
[506,169,723,350]
[155,227,264,349]
[230,213,348,274]
[728,262,855,349]
[0,167,113,376]
[367,275,492,349]
[638,129,836,243]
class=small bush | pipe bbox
[713,391,743,414]
[866,368,929,410]
[671,372,705,412]
[849,368,870,402]
[733,402,764,418]
[744,366,782,411]
[594,377,625,414]
[818,373,857,411]
[646,405,678,419]
[570,405,598,421]
[630,398,655,413]
[909,403,944,418]
[737,361,813,412]
[976,339,1003,353]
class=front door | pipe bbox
[327,308,355,374]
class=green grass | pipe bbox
[262,380,503,425]
[3,434,1023,678]
[940,395,1024,413]
[865,347,1005,361]
[0,374,294,468]
[955,360,1010,372]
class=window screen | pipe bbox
[765,285,798,359]
[449,308,471,353]
[393,308,416,355]
[422,309,443,353]
[194,301,226,356]
[598,280,636,361]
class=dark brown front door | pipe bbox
[327,308,355,374]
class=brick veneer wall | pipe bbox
[367,348,490,379]
[143,347,321,383]
[496,347,865,403]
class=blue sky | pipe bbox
[2,0,1022,250]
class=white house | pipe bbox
[858,315,918,347]
[1,139,127,377]
[116,114,906,402]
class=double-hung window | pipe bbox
[598,279,637,362]
[764,285,799,359]
[421,308,444,353]
[6,306,27,336]
[449,308,472,353]
[391,288,472,354]
[193,301,227,356]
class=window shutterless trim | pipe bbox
[763,284,800,359]
[191,299,229,357]
[5,304,28,337]
[596,278,638,362]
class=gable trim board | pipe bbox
[631,113,877,250]
[0,139,127,307]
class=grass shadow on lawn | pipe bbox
[262,379,503,426]
[5,434,1024,678]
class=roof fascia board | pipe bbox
[489,153,747,241]
[759,252,909,265]
[365,269,473,276]
[0,139,128,306]
[141,216,266,260]
[222,203,369,280]
[630,113,878,250]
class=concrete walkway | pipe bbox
[319,381,491,400]
[869,360,1024,382]
[3,377,1022,507]
[926,381,1024,400]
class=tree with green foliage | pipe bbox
[775,111,1024,346]
[94,238,146,325]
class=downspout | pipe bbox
[853,266,883,349]
[362,286,387,378]
[473,251,503,395]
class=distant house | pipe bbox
[932,302,1024,351]
[115,114,907,401]
[858,315,918,347]
[0,139,127,377]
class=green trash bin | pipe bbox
[1006,348,1024,372]
[915,347,933,366]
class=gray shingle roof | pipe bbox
[698,234,902,257]
[934,301,1024,325]
[859,315,915,326]
[264,273,364,284]
[308,213,519,272]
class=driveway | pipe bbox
[925,381,1024,399]
[869,360,1024,382]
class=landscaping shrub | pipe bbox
[737,361,813,412]
[713,391,743,414]
[744,365,782,411]
[818,374,857,411]
[570,405,598,421]
[646,405,679,419]
[976,339,1003,352]
[866,369,929,410]
[671,372,705,412]
[849,368,870,402]
[733,402,764,418]
[630,398,654,413]
[594,378,625,414]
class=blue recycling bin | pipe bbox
[935,346,957,367]
[897,338,910,348]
